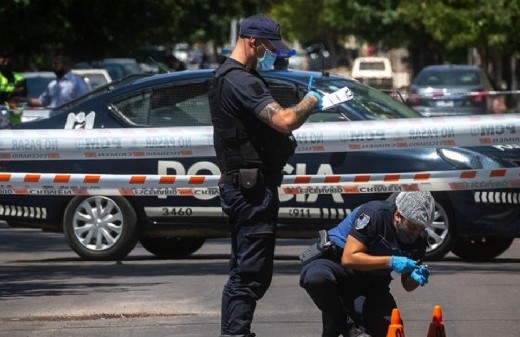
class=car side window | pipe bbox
[149,82,211,126]
[267,79,300,108]
[112,91,152,125]
[111,80,211,127]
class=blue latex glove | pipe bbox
[305,75,323,110]
[305,91,323,110]
[410,266,430,286]
[389,256,419,274]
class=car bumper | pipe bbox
[412,106,487,117]
[451,190,520,237]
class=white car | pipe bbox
[351,57,393,90]
[21,71,56,99]
[72,69,112,90]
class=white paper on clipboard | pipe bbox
[321,86,354,110]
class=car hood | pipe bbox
[466,143,520,168]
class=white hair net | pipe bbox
[395,191,435,227]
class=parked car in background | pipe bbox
[75,58,144,81]
[19,72,55,123]
[406,64,495,117]
[351,56,393,90]
[97,58,144,80]
[3,68,519,261]
[21,71,55,99]
[72,69,112,89]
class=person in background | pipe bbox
[492,95,507,114]
[28,55,89,108]
[0,52,26,106]
[208,14,322,337]
[164,54,187,72]
[300,191,435,337]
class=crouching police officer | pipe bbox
[209,14,323,337]
[300,192,435,337]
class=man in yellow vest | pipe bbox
[0,52,26,106]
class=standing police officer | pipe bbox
[300,192,435,337]
[209,14,322,337]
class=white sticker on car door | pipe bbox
[65,111,95,129]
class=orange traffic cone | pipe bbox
[427,305,447,337]
[386,308,405,337]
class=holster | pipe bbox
[299,230,334,265]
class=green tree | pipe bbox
[399,0,520,85]
[2,0,519,88]
[0,0,270,69]
[269,0,423,68]
[269,0,519,86]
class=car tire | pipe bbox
[63,196,139,260]
[424,193,457,260]
[451,236,514,261]
[139,236,206,258]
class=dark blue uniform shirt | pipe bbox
[328,200,427,286]
[215,58,275,119]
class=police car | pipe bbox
[2,69,519,261]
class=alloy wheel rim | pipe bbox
[425,202,449,253]
[72,196,124,251]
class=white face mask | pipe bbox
[257,49,277,71]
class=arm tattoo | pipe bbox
[292,96,316,122]
[258,96,316,128]
[258,102,283,125]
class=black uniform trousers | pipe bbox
[218,181,279,335]
[300,257,397,337]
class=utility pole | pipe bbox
[230,18,238,47]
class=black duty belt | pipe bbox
[218,170,283,187]
[219,171,239,185]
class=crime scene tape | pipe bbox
[0,167,518,196]
[399,89,520,100]
[0,114,519,161]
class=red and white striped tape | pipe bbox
[0,114,519,160]
[0,168,518,196]
[398,89,520,100]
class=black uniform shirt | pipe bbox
[215,58,275,119]
[348,200,427,286]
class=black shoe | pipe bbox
[219,333,255,337]
[346,325,371,337]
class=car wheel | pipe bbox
[424,193,457,261]
[139,236,206,258]
[63,196,139,260]
[451,236,514,261]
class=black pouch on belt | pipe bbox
[299,230,333,265]
[238,168,264,190]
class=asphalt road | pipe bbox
[1,222,519,337]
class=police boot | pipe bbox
[340,323,371,337]
[322,313,342,337]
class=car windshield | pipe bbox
[415,69,480,87]
[359,61,386,71]
[313,78,421,121]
